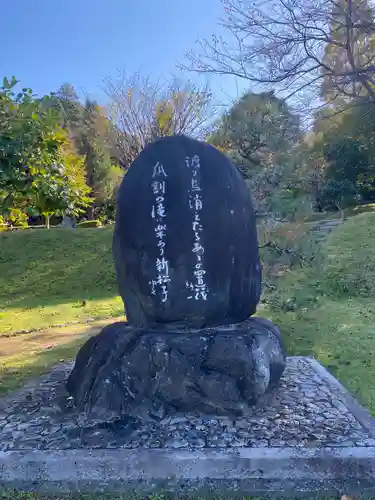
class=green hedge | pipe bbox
[77,220,102,228]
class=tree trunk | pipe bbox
[87,205,94,220]
[62,215,76,229]
[45,215,50,229]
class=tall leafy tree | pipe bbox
[208,91,303,216]
[31,130,92,228]
[52,83,83,130]
[208,91,301,177]
[50,85,122,219]
[79,99,122,219]
[308,101,375,210]
[0,77,58,214]
[0,77,92,227]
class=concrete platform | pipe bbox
[0,356,375,497]
[1,447,375,497]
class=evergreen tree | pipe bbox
[79,99,122,219]
[207,91,303,216]
[50,86,123,219]
[52,83,83,131]
[208,91,301,178]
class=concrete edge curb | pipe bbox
[0,447,375,495]
[305,357,375,436]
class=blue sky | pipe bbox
[3,0,248,106]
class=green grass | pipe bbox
[266,212,375,415]
[0,319,115,395]
[0,227,123,334]
[269,296,375,414]
[1,212,375,418]
[1,218,375,497]
[343,202,375,218]
[320,212,375,297]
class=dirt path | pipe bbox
[308,217,345,242]
[0,317,124,360]
[0,317,124,394]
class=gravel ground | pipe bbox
[0,357,374,451]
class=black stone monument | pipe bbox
[67,135,286,423]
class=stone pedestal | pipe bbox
[67,316,286,423]
[1,357,375,496]
[67,135,286,425]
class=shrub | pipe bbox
[6,208,28,228]
[259,220,319,271]
[0,215,7,232]
[23,225,50,230]
[343,203,375,218]
[77,220,103,228]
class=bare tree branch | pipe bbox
[180,0,375,115]
[103,71,213,168]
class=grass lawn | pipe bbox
[265,212,375,416]
[269,296,375,415]
[1,212,375,417]
[0,216,375,498]
[0,227,124,334]
[0,318,119,395]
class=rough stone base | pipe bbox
[67,316,286,422]
[0,357,375,496]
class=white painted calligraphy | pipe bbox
[151,180,166,195]
[152,162,168,179]
[149,162,170,303]
[185,155,209,301]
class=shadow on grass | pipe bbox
[0,335,88,395]
[0,227,120,311]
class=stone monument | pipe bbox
[67,135,286,423]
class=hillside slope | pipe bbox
[268,212,375,414]
[0,227,123,333]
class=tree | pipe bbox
[305,101,375,210]
[327,107,375,200]
[208,90,304,217]
[208,91,301,178]
[184,0,375,114]
[321,0,375,106]
[0,77,60,215]
[299,138,328,212]
[78,99,123,219]
[31,131,92,228]
[51,83,83,130]
[104,71,213,168]
[49,85,123,220]
[0,77,91,227]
